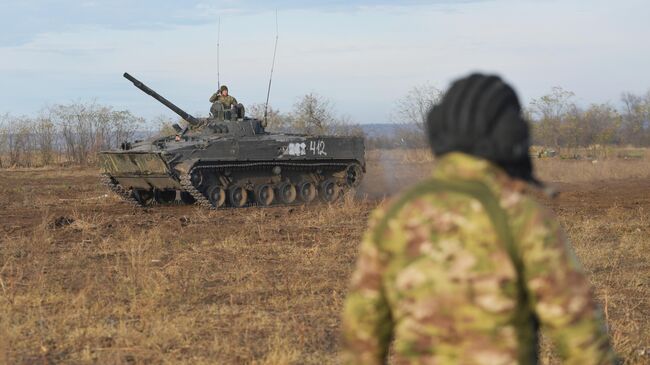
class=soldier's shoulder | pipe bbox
[370,182,472,238]
[503,184,553,219]
[500,185,563,246]
[382,178,547,225]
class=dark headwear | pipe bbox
[220,85,229,92]
[426,73,538,185]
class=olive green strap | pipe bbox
[374,178,536,363]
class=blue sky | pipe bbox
[0,0,648,124]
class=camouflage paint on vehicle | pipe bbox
[99,152,170,176]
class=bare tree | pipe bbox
[0,114,36,167]
[285,93,364,137]
[529,87,577,147]
[393,83,442,131]
[49,102,144,165]
[288,93,336,135]
[579,103,621,146]
[621,91,650,146]
[388,83,443,148]
[52,103,93,165]
[108,109,144,147]
[33,114,57,166]
[4,116,35,167]
[529,87,576,121]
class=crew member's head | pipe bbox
[426,73,537,184]
[220,85,229,96]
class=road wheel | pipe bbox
[254,184,275,206]
[207,186,226,208]
[276,182,297,204]
[346,164,363,187]
[228,186,248,208]
[298,181,317,203]
[320,179,339,202]
[190,170,204,188]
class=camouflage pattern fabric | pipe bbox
[209,93,238,108]
[341,152,616,365]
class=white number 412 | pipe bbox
[309,140,327,156]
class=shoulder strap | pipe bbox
[374,178,537,363]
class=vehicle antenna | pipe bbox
[217,17,221,88]
[264,10,279,126]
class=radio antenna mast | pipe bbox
[264,10,279,125]
[217,17,221,87]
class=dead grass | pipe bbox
[534,158,650,183]
[1,151,649,364]
[536,199,650,364]
[0,178,370,364]
[365,147,650,185]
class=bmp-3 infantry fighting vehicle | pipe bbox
[99,73,365,209]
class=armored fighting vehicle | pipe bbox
[99,73,365,209]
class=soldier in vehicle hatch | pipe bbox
[210,85,237,107]
[340,74,617,365]
[210,85,245,119]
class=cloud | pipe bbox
[0,1,218,47]
[3,0,648,123]
[0,0,487,46]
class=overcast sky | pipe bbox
[0,0,648,124]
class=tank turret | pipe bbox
[123,72,264,136]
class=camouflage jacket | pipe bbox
[341,152,615,365]
[209,93,238,107]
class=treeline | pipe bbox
[527,87,650,147]
[0,93,363,168]
[0,103,144,168]
[383,84,650,149]
[1,87,649,168]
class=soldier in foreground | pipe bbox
[209,85,245,119]
[341,74,616,364]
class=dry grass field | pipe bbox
[1,149,649,364]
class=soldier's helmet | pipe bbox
[219,85,229,92]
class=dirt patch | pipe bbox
[537,178,650,217]
[0,160,649,364]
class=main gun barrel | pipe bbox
[123,72,200,126]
